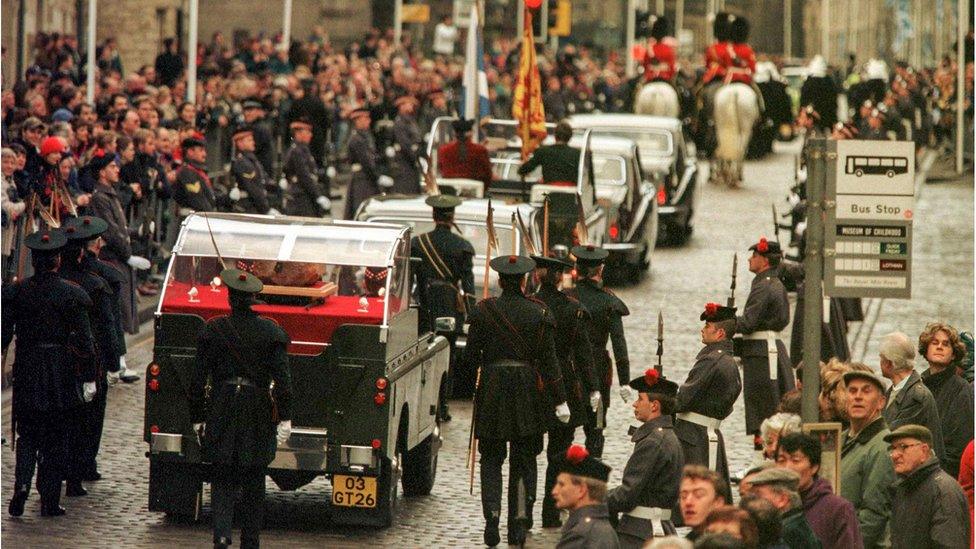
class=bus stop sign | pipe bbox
[824,139,915,299]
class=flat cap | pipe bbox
[220,268,264,294]
[842,370,887,393]
[489,255,535,276]
[748,467,800,492]
[883,424,933,446]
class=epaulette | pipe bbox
[62,279,81,288]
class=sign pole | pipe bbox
[784,0,792,58]
[626,0,637,79]
[186,0,199,103]
[86,0,97,104]
[956,0,967,174]
[801,138,826,423]
[282,0,293,49]
[394,0,403,48]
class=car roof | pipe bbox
[568,114,682,132]
[569,134,637,157]
[358,194,537,222]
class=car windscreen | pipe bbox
[367,218,519,258]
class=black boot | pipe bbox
[483,516,500,547]
[507,519,527,547]
[40,504,66,517]
[214,537,231,549]
[66,481,88,497]
[8,488,28,517]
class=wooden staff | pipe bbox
[510,213,517,253]
[542,196,550,255]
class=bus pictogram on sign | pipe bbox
[845,155,910,178]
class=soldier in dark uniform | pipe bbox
[410,195,475,419]
[344,108,392,220]
[735,238,795,436]
[674,303,742,495]
[60,216,119,496]
[607,369,683,546]
[552,445,620,549]
[3,229,96,517]
[569,245,632,459]
[241,99,275,177]
[531,254,602,529]
[420,88,455,138]
[517,121,580,185]
[390,95,423,195]
[83,224,132,387]
[173,137,221,215]
[189,268,293,549]
[466,255,570,547]
[230,125,275,215]
[282,118,331,218]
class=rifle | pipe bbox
[468,364,481,495]
[542,195,550,255]
[728,253,737,308]
[655,311,664,375]
[15,194,38,281]
[771,203,779,242]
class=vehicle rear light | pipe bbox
[150,425,160,433]
[374,392,387,406]
[657,186,667,206]
[149,363,160,376]
[148,379,160,392]
[375,377,388,390]
[608,223,620,241]
[371,438,382,449]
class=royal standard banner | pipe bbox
[512,10,547,161]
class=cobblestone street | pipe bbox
[2,143,971,548]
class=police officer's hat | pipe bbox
[530,254,573,271]
[25,229,67,252]
[181,137,207,151]
[394,95,419,108]
[571,244,609,266]
[220,268,264,294]
[627,367,679,396]
[558,445,611,483]
[700,302,736,322]
[289,117,314,131]
[748,237,781,257]
[424,194,462,212]
[242,99,266,111]
[347,108,371,122]
[489,255,535,276]
[63,216,108,241]
[232,124,254,141]
[451,118,474,133]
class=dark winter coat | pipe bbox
[800,476,863,549]
[891,456,970,549]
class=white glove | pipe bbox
[619,385,634,403]
[277,420,292,445]
[377,175,394,188]
[119,355,128,373]
[555,402,571,424]
[325,166,337,179]
[278,177,288,190]
[589,391,601,411]
[107,370,120,385]
[228,187,241,201]
[316,196,332,212]
[267,207,281,216]
[192,423,204,444]
[83,382,97,402]
[126,256,151,270]
[385,145,396,158]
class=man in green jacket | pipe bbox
[840,370,896,549]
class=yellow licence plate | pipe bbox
[332,475,377,508]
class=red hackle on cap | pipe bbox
[66,226,76,233]
[82,217,91,225]
[508,255,517,264]
[41,234,50,242]
[705,302,719,316]
[757,238,769,253]
[238,273,247,281]
[586,245,595,251]
[644,368,660,387]
[566,444,589,465]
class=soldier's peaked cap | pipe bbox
[63,216,108,241]
[425,194,462,211]
[700,302,736,322]
[25,229,67,251]
[558,445,611,483]
[220,268,264,294]
[242,99,265,110]
[571,244,609,266]
[628,368,679,396]
[530,254,573,271]
[290,117,314,130]
[232,124,254,140]
[394,95,419,108]
[489,255,535,275]
[181,137,206,150]
[748,237,781,256]
[347,108,371,121]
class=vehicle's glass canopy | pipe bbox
[578,129,672,156]
[175,214,405,267]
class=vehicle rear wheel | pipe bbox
[401,423,441,496]
[374,454,400,527]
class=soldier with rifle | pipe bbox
[734,238,795,438]
[569,244,632,459]
[674,303,742,497]
[530,254,602,529]
[466,254,570,547]
[410,194,475,421]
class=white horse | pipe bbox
[634,81,680,118]
[711,83,759,187]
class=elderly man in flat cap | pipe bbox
[747,467,819,548]
[886,425,970,549]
